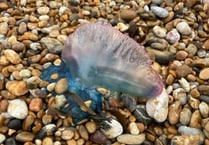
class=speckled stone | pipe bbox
[0,22,8,35]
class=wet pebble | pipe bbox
[120,9,137,21]
[150,6,169,18]
[100,118,123,139]
[40,37,63,53]
[85,121,96,134]
[29,98,43,112]
[0,133,6,144]
[15,131,35,142]
[175,50,188,60]
[5,137,16,145]
[176,21,192,35]
[178,77,190,92]
[134,105,152,125]
[146,88,168,122]
[6,80,29,96]
[190,110,202,128]
[7,99,28,119]
[79,125,89,140]
[3,49,21,64]
[42,137,53,145]
[121,94,137,112]
[117,133,145,145]
[36,124,57,139]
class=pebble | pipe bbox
[117,133,145,145]
[175,50,188,60]
[176,64,192,78]
[90,130,109,144]
[15,131,35,142]
[178,77,190,92]
[6,80,29,96]
[178,126,202,135]
[176,21,192,35]
[18,22,27,34]
[78,125,89,140]
[0,22,8,35]
[5,137,16,145]
[171,134,203,145]
[100,118,123,139]
[36,124,57,139]
[7,99,28,119]
[203,39,209,50]
[42,137,53,145]
[8,119,22,130]
[37,7,50,15]
[179,107,192,125]
[146,88,169,122]
[85,121,96,134]
[0,133,6,144]
[29,98,43,112]
[55,78,68,94]
[199,102,209,118]
[129,122,139,135]
[150,6,169,18]
[190,110,202,129]
[3,49,22,64]
[153,25,167,38]
[151,0,163,4]
[120,9,137,21]
[168,101,182,125]
[134,105,152,124]
[19,69,31,78]
[185,43,197,57]
[61,128,75,140]
[40,37,63,53]
[199,68,209,80]
[22,114,35,130]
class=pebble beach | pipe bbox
[1,0,209,145]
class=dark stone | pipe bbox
[134,105,152,125]
[8,119,22,130]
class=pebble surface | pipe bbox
[0,0,209,145]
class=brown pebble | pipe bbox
[0,56,10,66]
[29,98,43,112]
[0,99,8,113]
[19,32,39,41]
[90,130,109,144]
[61,128,75,140]
[199,68,209,80]
[190,110,202,129]
[42,137,53,145]
[15,131,35,142]
[0,2,8,10]
[120,9,137,21]
[55,78,68,94]
[189,88,200,98]
[168,101,182,125]
[22,114,35,131]
[6,80,29,96]
[203,39,209,50]
[78,125,89,140]
[175,50,188,60]
[176,64,192,77]
[4,49,22,64]
[67,139,77,145]
[85,121,97,134]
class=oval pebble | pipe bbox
[6,80,29,96]
[117,133,145,145]
[176,21,192,35]
[178,126,202,135]
[37,7,50,15]
[120,9,137,21]
[42,137,53,145]
[199,68,209,80]
[15,131,35,142]
[150,6,169,18]
[153,25,167,38]
[129,122,139,135]
[8,119,22,130]
[199,102,209,118]
[4,49,21,64]
[146,88,168,122]
[180,107,192,125]
[7,99,28,119]
[55,78,68,94]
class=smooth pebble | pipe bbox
[7,99,28,119]
[117,133,145,145]
[176,21,192,35]
[0,133,6,144]
[151,6,169,18]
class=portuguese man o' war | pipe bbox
[62,22,164,98]
[41,22,165,125]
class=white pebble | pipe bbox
[153,25,167,38]
[100,118,123,139]
[176,21,191,35]
[178,77,190,92]
[37,7,50,15]
[199,102,209,118]
[39,15,49,21]
[7,99,28,119]
[146,88,169,122]
[19,69,31,78]
[129,122,139,135]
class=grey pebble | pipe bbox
[134,105,152,125]
[151,0,163,4]
[36,124,57,139]
[8,119,22,130]
[121,94,137,112]
[151,6,169,18]
[178,126,202,135]
[5,137,16,145]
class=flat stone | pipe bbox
[176,64,192,78]
[61,128,75,140]
[6,80,28,96]
[85,121,96,134]
[151,6,169,18]
[7,99,28,119]
[4,49,21,64]
[203,39,209,50]
[18,22,27,34]
[42,137,53,145]
[0,22,8,35]
[117,133,145,145]
[37,7,50,15]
